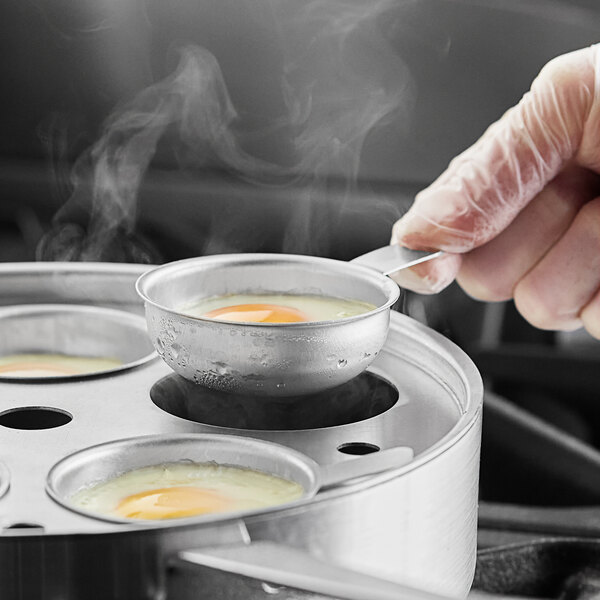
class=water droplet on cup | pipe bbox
[216,364,229,376]
[178,347,190,368]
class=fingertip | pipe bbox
[389,253,462,294]
[391,212,428,248]
[581,291,600,340]
[392,185,486,253]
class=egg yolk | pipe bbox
[203,303,309,323]
[115,486,231,520]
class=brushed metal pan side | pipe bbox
[0,462,9,500]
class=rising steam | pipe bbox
[38,0,415,261]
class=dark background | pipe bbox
[1,0,599,263]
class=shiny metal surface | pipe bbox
[172,541,452,600]
[0,262,150,313]
[350,246,443,276]
[0,304,155,380]
[0,262,482,599]
[0,462,9,500]
[136,253,400,397]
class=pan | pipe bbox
[135,246,440,396]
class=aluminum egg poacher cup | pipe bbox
[47,433,414,525]
[0,303,156,380]
[135,246,440,396]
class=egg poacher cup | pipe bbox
[46,433,414,524]
[0,303,155,381]
[0,261,481,600]
[135,247,439,397]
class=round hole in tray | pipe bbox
[0,407,72,430]
[3,523,45,534]
[0,304,155,381]
[337,442,380,455]
[150,371,398,430]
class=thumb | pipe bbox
[392,45,599,255]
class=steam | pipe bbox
[38,0,415,261]
[38,47,254,262]
[271,0,414,253]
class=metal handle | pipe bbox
[168,541,452,600]
[351,245,443,276]
[319,446,414,490]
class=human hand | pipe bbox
[391,45,600,340]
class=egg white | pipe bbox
[182,293,376,322]
[69,461,304,520]
[0,353,121,378]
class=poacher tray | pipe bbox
[0,262,483,600]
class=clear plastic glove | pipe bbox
[391,45,600,340]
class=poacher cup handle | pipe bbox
[167,540,451,600]
[318,445,414,490]
[350,245,443,276]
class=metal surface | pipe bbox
[350,246,443,276]
[0,462,9,500]
[171,541,452,600]
[318,446,413,488]
[0,304,155,380]
[0,262,482,600]
[136,253,400,397]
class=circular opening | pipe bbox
[3,523,44,533]
[0,304,155,382]
[150,372,398,430]
[337,442,381,456]
[0,407,72,430]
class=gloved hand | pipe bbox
[391,45,600,340]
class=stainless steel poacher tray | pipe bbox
[0,262,482,600]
